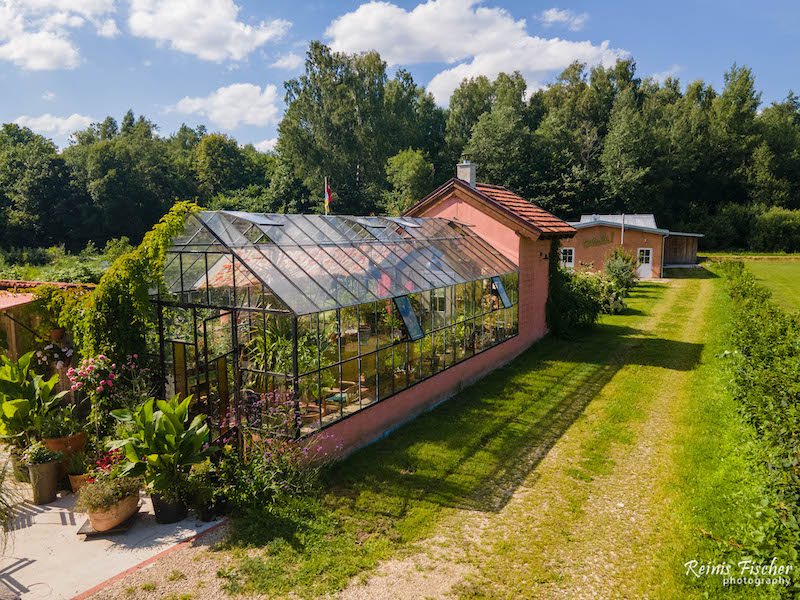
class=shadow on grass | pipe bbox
[664,266,719,279]
[327,320,703,517]
[223,280,709,598]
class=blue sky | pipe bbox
[2,0,798,149]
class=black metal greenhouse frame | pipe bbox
[150,211,520,441]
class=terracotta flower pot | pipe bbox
[43,431,87,456]
[29,461,60,505]
[87,495,139,532]
[69,473,89,493]
[49,328,65,342]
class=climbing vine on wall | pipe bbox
[55,201,199,359]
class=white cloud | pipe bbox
[537,8,588,32]
[651,64,683,84]
[169,83,281,129]
[128,0,290,62]
[0,0,116,70]
[42,90,56,101]
[14,113,93,136]
[0,30,80,70]
[254,138,277,153]
[97,17,118,37]
[270,52,302,70]
[325,0,626,103]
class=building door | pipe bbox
[637,248,652,278]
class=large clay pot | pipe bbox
[69,473,89,493]
[43,431,87,456]
[48,328,65,342]
[151,493,187,524]
[87,495,139,532]
[29,461,60,505]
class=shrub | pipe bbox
[718,260,800,563]
[214,392,337,512]
[604,248,637,294]
[76,477,142,512]
[103,237,134,261]
[751,206,800,252]
[67,451,88,476]
[41,405,83,439]
[546,261,603,336]
[700,203,757,250]
[80,241,98,258]
[0,247,50,266]
[594,274,627,315]
[22,441,63,465]
[701,203,800,252]
[46,245,66,262]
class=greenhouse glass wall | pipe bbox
[151,211,519,438]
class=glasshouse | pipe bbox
[153,210,520,440]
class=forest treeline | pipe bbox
[2,41,800,251]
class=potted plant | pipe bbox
[0,352,67,482]
[67,452,89,492]
[41,405,86,455]
[111,395,216,524]
[23,442,64,504]
[34,342,74,372]
[76,457,142,532]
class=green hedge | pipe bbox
[703,205,800,252]
[721,260,800,564]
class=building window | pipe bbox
[560,247,575,268]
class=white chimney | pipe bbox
[456,160,476,188]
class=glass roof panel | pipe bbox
[164,211,518,315]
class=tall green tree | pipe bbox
[280,42,446,215]
[384,148,433,215]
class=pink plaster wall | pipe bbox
[565,225,664,278]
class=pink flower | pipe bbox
[98,354,106,361]
[100,380,107,385]
[96,386,104,393]
[87,365,94,372]
[76,382,83,388]
[111,364,116,369]
[107,381,113,388]
[71,385,77,391]
[133,354,138,359]
[108,374,115,380]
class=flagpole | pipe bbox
[324,177,328,215]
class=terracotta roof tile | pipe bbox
[474,183,576,237]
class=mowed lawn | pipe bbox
[216,282,680,599]
[746,260,800,311]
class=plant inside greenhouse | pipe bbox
[152,211,520,438]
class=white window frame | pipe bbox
[637,247,652,265]
[560,247,575,269]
